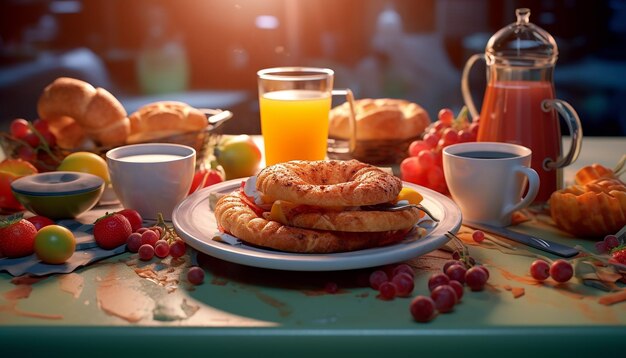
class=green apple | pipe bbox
[214,135,262,180]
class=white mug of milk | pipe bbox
[106,143,196,220]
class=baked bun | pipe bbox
[37,77,129,148]
[329,98,431,141]
[127,101,208,143]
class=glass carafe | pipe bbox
[461,8,582,203]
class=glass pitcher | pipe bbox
[461,8,582,203]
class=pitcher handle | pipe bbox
[541,99,583,170]
[329,89,357,154]
[461,54,485,119]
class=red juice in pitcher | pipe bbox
[477,80,562,202]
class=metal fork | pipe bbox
[362,203,440,222]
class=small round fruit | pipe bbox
[187,266,205,285]
[27,215,55,231]
[391,272,415,297]
[215,135,262,180]
[431,285,457,313]
[57,151,110,184]
[410,296,437,322]
[530,259,550,281]
[378,281,397,300]
[369,270,389,290]
[445,264,467,284]
[428,272,450,292]
[117,209,143,232]
[34,225,76,264]
[549,259,574,283]
[465,266,489,291]
[448,280,464,301]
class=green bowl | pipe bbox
[11,171,105,219]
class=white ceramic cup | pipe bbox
[106,143,196,220]
[442,142,540,227]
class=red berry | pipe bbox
[0,218,37,258]
[443,259,464,272]
[612,249,626,265]
[438,108,454,125]
[154,240,170,258]
[431,285,457,313]
[410,296,437,322]
[530,259,550,281]
[140,230,159,247]
[392,263,414,279]
[604,235,620,249]
[187,266,205,285]
[595,241,609,254]
[10,118,30,139]
[391,273,414,297]
[126,232,142,253]
[26,215,55,231]
[378,281,396,300]
[472,230,485,243]
[476,265,490,279]
[549,259,574,283]
[138,244,155,261]
[448,280,464,301]
[408,140,431,156]
[428,272,450,292]
[169,240,186,258]
[369,270,389,290]
[93,213,133,250]
[465,266,488,291]
[149,226,164,237]
[445,264,467,284]
[116,209,143,232]
[423,133,440,147]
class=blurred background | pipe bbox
[1,0,625,136]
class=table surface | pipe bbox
[1,136,625,357]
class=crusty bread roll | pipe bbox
[329,98,431,141]
[37,77,130,148]
[127,101,207,143]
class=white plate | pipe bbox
[172,179,462,271]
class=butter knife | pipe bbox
[464,221,579,258]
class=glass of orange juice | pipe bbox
[257,67,356,166]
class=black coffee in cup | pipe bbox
[456,151,517,159]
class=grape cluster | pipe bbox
[400,108,478,194]
[6,118,62,171]
[126,225,187,261]
[369,263,416,300]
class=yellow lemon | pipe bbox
[396,187,423,205]
[57,152,110,184]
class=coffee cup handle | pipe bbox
[503,166,540,216]
[461,54,485,120]
[328,89,357,154]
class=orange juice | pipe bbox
[260,90,331,165]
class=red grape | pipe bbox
[476,265,490,279]
[448,280,464,301]
[126,232,142,253]
[595,241,609,254]
[438,108,454,125]
[549,259,573,283]
[369,270,389,290]
[169,240,186,258]
[140,230,159,247]
[465,266,488,291]
[417,150,435,169]
[187,266,205,285]
[604,235,620,249]
[409,140,431,156]
[138,244,155,261]
[154,240,170,258]
[445,264,467,284]
[391,272,414,297]
[392,263,414,279]
[428,272,450,292]
[10,118,30,139]
[472,230,485,243]
[423,133,440,147]
[530,259,550,281]
[431,285,457,313]
[443,259,464,272]
[23,132,40,147]
[378,281,397,300]
[410,296,437,322]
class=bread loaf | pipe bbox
[329,98,430,141]
[127,101,208,143]
[37,77,130,148]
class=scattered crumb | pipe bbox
[598,289,626,306]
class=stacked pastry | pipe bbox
[214,159,423,253]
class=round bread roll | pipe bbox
[127,101,208,143]
[37,77,130,147]
[329,98,431,141]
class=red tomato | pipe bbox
[188,169,223,194]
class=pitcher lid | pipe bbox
[486,8,558,66]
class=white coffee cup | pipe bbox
[106,143,196,220]
[442,142,540,227]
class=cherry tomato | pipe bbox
[188,169,223,194]
[34,225,76,264]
